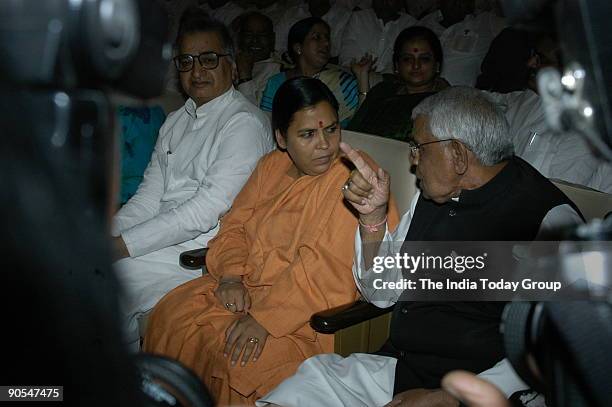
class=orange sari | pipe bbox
[144,150,397,406]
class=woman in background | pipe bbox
[349,26,449,140]
[260,17,359,127]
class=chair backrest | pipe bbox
[551,179,612,221]
[342,130,417,214]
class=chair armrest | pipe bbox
[179,248,208,270]
[310,300,394,334]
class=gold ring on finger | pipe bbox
[248,337,259,343]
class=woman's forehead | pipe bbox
[401,38,433,53]
[309,24,330,35]
[291,102,337,128]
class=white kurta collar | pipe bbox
[185,86,236,119]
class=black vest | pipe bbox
[384,157,580,393]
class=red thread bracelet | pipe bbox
[359,215,387,233]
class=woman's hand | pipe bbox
[224,314,269,367]
[340,142,390,221]
[215,277,251,314]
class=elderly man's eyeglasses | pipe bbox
[407,138,454,156]
[174,52,229,72]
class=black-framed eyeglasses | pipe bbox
[407,138,454,156]
[173,51,229,72]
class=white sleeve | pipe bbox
[121,113,272,257]
[352,192,419,307]
[236,80,258,105]
[111,125,167,236]
[477,358,528,398]
[535,203,584,240]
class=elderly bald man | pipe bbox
[256,87,582,407]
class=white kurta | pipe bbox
[236,55,283,106]
[339,9,418,74]
[274,3,352,57]
[112,87,274,348]
[257,192,582,406]
[419,11,506,86]
[489,89,605,191]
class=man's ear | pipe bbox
[450,140,468,175]
[275,129,287,149]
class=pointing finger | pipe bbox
[340,142,373,176]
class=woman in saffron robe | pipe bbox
[144,77,398,406]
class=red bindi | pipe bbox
[319,121,323,128]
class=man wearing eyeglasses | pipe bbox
[258,87,583,407]
[111,11,273,351]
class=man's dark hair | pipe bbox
[272,77,339,135]
[392,26,444,71]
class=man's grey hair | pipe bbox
[411,86,514,165]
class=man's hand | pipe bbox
[113,236,130,261]
[215,277,251,313]
[442,371,510,407]
[224,314,269,367]
[384,388,459,407]
[340,141,390,222]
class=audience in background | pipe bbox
[234,12,286,105]
[476,27,534,93]
[260,17,359,127]
[349,26,449,140]
[274,0,352,60]
[112,10,273,351]
[486,32,607,191]
[339,0,417,74]
[144,77,398,406]
[419,0,506,86]
[199,0,300,31]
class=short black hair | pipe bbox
[393,26,443,71]
[176,7,235,59]
[287,17,329,62]
[272,77,339,135]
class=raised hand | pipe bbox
[340,142,390,220]
[215,277,251,314]
[224,314,269,367]
[350,53,377,79]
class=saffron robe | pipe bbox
[144,150,397,406]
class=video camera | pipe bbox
[499,1,612,406]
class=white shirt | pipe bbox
[207,1,302,28]
[339,9,418,73]
[237,55,283,106]
[335,0,371,10]
[420,11,506,86]
[112,87,274,257]
[275,3,352,57]
[208,2,246,28]
[489,89,603,190]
